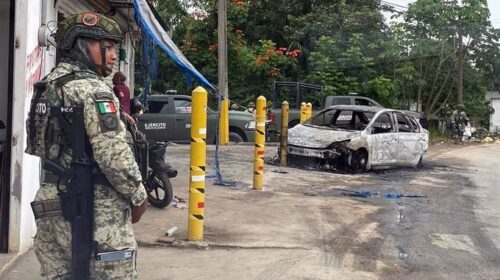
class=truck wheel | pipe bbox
[229,132,244,143]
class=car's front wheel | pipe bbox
[350,149,368,173]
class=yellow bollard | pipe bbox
[188,86,207,241]
[306,102,312,121]
[300,102,307,123]
[253,96,266,190]
[280,101,289,167]
[219,98,229,145]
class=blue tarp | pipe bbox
[132,0,217,92]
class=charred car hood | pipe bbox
[288,124,361,148]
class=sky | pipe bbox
[384,0,500,28]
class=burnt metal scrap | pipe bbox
[331,187,427,199]
[281,105,429,173]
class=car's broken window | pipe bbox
[310,109,337,126]
[396,113,412,133]
[371,113,394,134]
[309,109,374,131]
[335,111,354,128]
[408,116,420,133]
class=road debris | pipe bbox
[171,196,187,209]
[213,180,238,188]
[482,137,494,143]
[165,226,178,237]
[330,187,426,199]
[271,169,288,174]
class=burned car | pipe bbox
[286,105,429,172]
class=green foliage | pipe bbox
[366,76,397,108]
[138,0,500,128]
[428,123,449,141]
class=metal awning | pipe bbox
[132,0,216,92]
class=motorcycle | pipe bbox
[145,141,177,208]
[128,105,177,209]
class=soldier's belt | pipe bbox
[42,171,111,186]
[31,199,62,219]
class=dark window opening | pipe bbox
[396,114,413,133]
[372,113,394,134]
[147,100,168,113]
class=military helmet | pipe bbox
[56,12,122,50]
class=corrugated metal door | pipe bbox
[58,0,98,16]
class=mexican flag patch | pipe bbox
[98,101,116,114]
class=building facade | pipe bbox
[486,91,500,133]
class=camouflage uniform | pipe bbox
[450,105,470,141]
[26,13,147,280]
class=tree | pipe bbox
[402,0,499,114]
[142,0,499,129]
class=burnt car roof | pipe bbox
[324,105,420,117]
[324,105,386,113]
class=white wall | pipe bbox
[8,0,137,253]
[9,0,49,253]
[491,99,500,133]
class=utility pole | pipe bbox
[457,29,464,105]
[218,0,229,144]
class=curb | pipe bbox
[0,253,23,279]
[138,238,312,251]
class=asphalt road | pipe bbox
[3,143,500,280]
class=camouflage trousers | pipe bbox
[33,184,138,279]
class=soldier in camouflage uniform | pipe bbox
[450,104,470,142]
[26,12,147,279]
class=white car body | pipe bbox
[287,105,429,170]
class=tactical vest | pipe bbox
[26,70,100,160]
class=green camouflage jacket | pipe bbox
[33,62,147,209]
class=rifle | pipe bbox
[44,105,95,280]
[127,121,149,180]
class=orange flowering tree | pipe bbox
[151,0,301,104]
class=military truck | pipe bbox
[137,94,255,143]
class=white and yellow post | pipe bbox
[219,98,229,145]
[306,102,312,121]
[188,86,207,241]
[253,96,266,190]
[300,102,307,123]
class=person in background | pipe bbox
[246,102,256,113]
[450,104,470,143]
[113,71,131,114]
